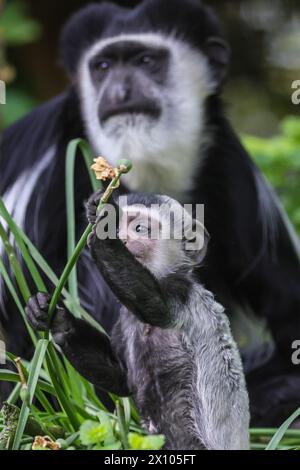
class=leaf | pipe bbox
[12,339,49,450]
[128,432,165,450]
[94,441,122,450]
[265,406,300,450]
[79,420,116,447]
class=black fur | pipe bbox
[1,0,300,425]
[60,0,222,76]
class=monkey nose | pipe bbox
[99,79,134,123]
[112,82,131,104]
[118,85,131,103]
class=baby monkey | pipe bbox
[25,191,249,450]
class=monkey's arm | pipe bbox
[89,230,173,328]
[25,293,130,396]
[86,190,173,327]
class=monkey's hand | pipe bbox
[25,293,130,395]
[86,190,121,250]
[85,189,105,225]
[25,293,75,347]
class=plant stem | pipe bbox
[45,162,131,336]
[14,358,27,388]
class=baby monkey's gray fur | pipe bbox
[25,191,249,450]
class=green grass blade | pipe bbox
[63,359,85,409]
[78,138,102,192]
[0,369,56,397]
[65,139,80,304]
[46,345,70,393]
[81,378,109,412]
[0,157,105,333]
[65,140,97,398]
[65,138,101,304]
[35,389,56,415]
[122,397,131,428]
[1,208,105,333]
[12,339,49,450]
[265,406,300,450]
[44,345,81,430]
[0,257,36,344]
[47,159,129,331]
[116,400,129,449]
[0,197,46,292]
[250,427,300,437]
[0,221,31,301]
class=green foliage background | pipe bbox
[244,116,300,236]
[0,0,40,127]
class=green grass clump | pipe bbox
[0,139,154,450]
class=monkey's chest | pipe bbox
[113,315,194,436]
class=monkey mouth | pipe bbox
[100,104,161,123]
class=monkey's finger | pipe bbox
[87,231,96,248]
[86,203,98,224]
[25,305,48,331]
[86,211,97,225]
[36,292,51,311]
[86,190,105,218]
[91,189,105,205]
[86,189,104,209]
[27,295,48,321]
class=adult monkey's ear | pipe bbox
[204,37,231,87]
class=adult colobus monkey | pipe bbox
[1,0,300,426]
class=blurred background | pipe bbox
[0,0,300,230]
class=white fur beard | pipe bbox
[90,112,206,197]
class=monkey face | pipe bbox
[60,0,230,194]
[117,199,208,279]
[78,34,216,194]
[91,41,167,128]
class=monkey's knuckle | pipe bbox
[36,310,48,321]
[28,295,37,305]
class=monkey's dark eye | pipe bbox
[135,224,149,234]
[142,55,154,64]
[92,58,111,72]
[137,53,156,67]
[98,61,110,70]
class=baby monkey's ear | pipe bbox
[183,219,210,265]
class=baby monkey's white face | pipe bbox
[118,209,161,264]
[118,204,205,279]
